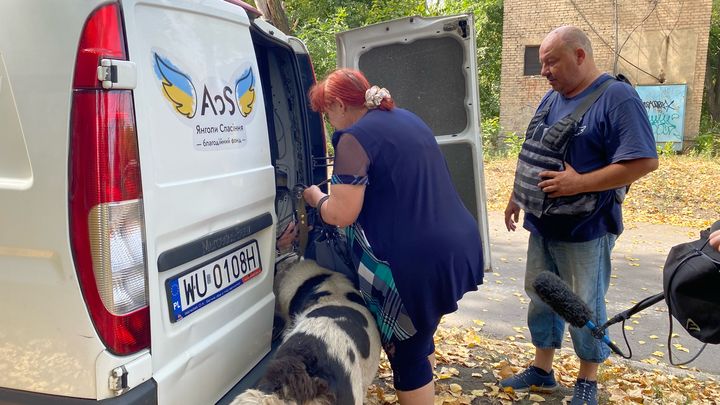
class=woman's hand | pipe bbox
[302,185,325,207]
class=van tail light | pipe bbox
[69,3,150,356]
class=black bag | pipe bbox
[663,220,720,344]
[312,216,358,287]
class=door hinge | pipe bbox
[108,365,129,396]
[97,59,137,90]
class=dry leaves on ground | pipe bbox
[483,155,720,229]
[366,323,720,404]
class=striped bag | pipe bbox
[347,223,417,345]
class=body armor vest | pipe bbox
[512,78,615,218]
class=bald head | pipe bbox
[548,26,593,58]
[539,25,601,97]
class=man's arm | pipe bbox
[538,157,658,198]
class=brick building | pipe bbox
[500,0,712,148]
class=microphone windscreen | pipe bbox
[532,271,593,328]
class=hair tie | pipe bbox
[364,85,391,109]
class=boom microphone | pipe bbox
[532,271,625,356]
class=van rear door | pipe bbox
[337,15,492,269]
[122,1,275,403]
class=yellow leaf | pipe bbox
[652,351,665,357]
[528,393,546,401]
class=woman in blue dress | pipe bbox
[303,68,484,404]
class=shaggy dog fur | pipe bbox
[231,259,381,405]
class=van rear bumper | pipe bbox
[0,379,157,404]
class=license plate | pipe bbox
[166,240,262,322]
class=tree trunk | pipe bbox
[255,0,291,35]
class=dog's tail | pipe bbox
[252,355,335,405]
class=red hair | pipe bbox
[309,68,394,112]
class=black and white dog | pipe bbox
[231,259,381,405]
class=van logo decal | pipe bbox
[235,68,255,117]
[152,51,258,151]
[153,53,197,118]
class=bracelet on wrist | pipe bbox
[316,195,330,221]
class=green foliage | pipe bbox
[292,9,350,80]
[694,115,720,156]
[656,142,677,156]
[481,116,500,153]
[501,131,524,157]
[284,0,503,119]
[480,117,525,158]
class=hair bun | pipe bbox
[364,85,391,109]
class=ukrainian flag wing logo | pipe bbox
[235,68,255,117]
[153,53,196,118]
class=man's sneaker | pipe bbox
[498,366,558,393]
[570,379,598,405]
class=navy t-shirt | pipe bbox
[524,74,658,241]
[332,108,484,331]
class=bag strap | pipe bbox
[292,185,310,256]
[568,76,616,121]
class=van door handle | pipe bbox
[97,59,137,90]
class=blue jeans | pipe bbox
[525,232,617,363]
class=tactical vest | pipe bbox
[512,78,615,218]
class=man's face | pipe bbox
[539,35,583,96]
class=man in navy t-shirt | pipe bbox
[500,26,658,405]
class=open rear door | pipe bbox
[337,14,491,270]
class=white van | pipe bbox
[0,1,490,403]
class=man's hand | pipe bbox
[538,162,584,198]
[277,221,298,252]
[538,158,658,197]
[710,230,720,253]
[504,196,521,232]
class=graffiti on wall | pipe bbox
[635,84,687,149]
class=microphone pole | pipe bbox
[596,292,665,334]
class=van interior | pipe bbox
[250,24,328,244]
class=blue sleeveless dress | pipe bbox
[332,108,484,333]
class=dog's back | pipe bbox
[231,260,380,405]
